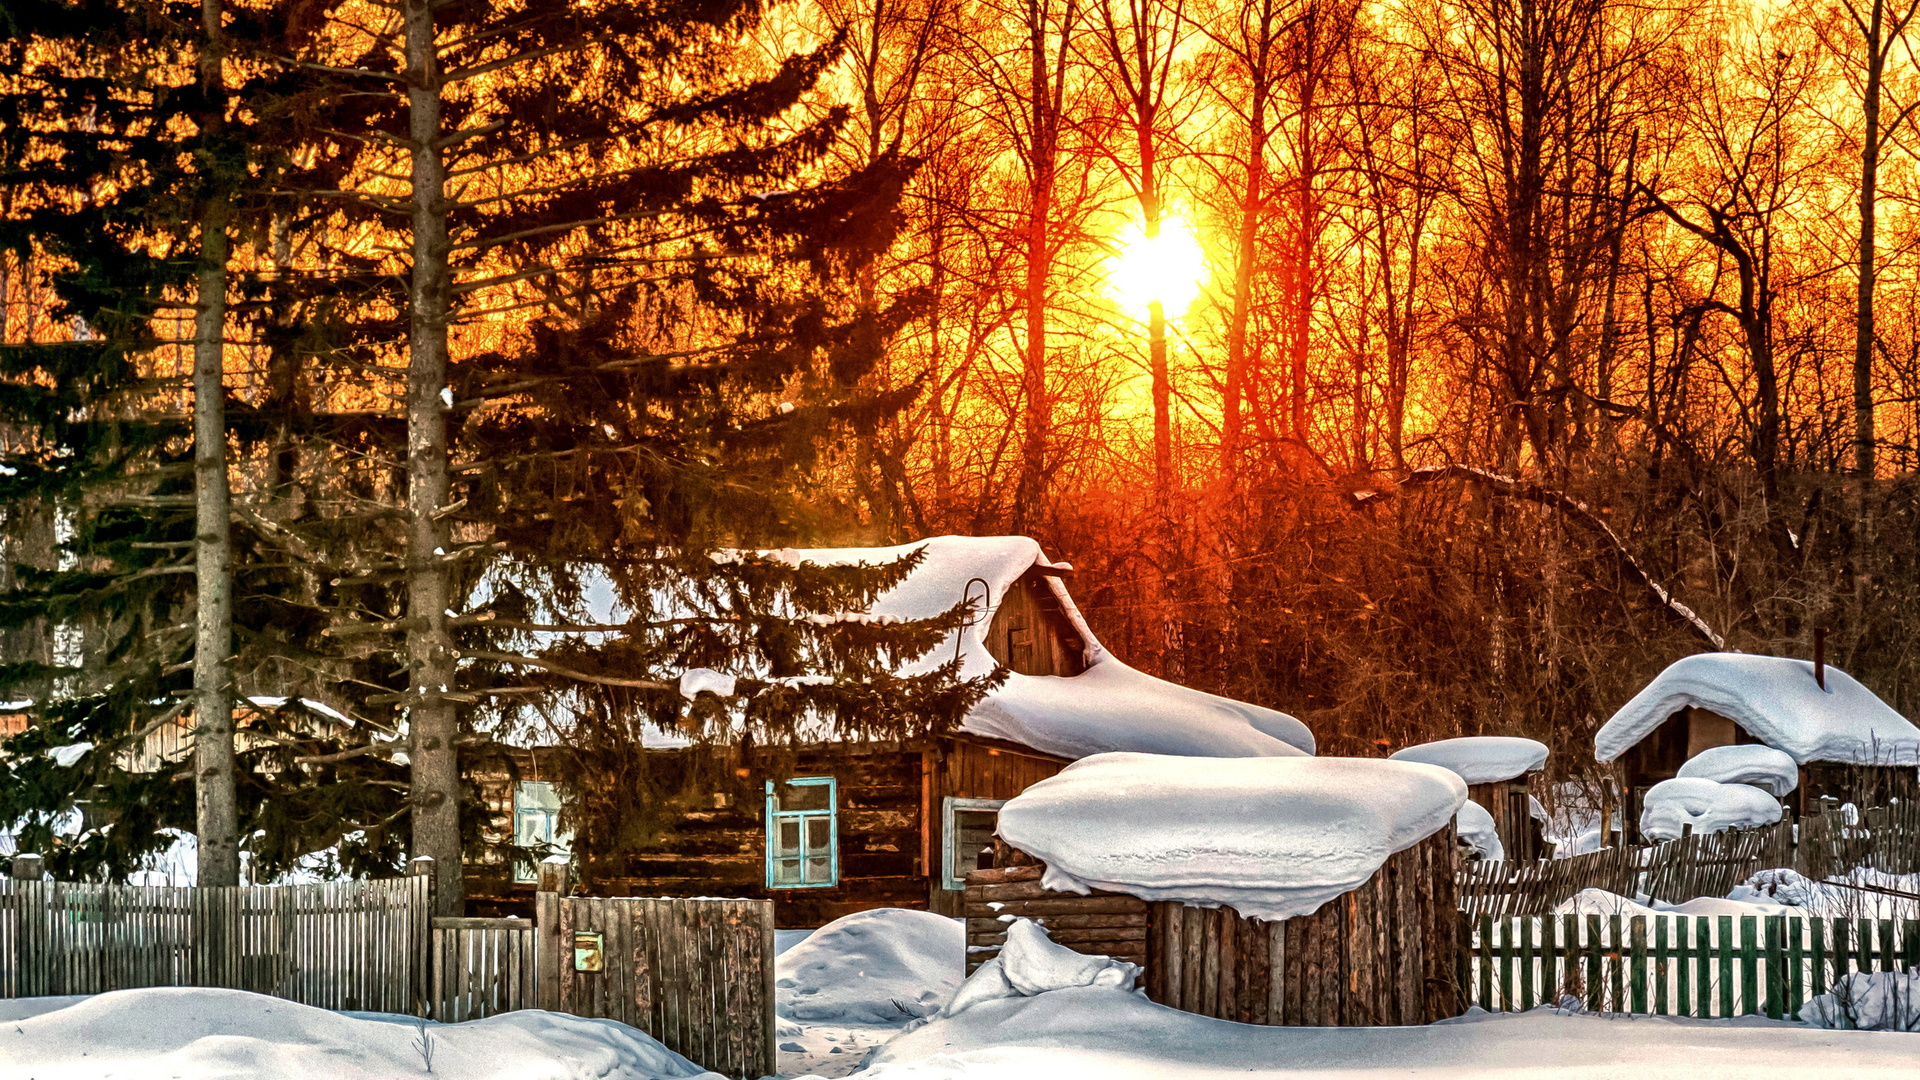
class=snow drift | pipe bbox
[994,752,1465,921]
[1389,736,1548,785]
[1677,744,1799,797]
[1638,777,1782,840]
[1595,653,1920,765]
[1456,800,1505,862]
[1801,971,1920,1030]
[942,918,1140,1017]
[0,987,721,1080]
[774,907,963,1024]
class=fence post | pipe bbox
[410,857,435,1017]
[10,853,43,880]
[534,859,564,1013]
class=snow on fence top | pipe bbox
[993,752,1466,921]
[1638,777,1783,841]
[798,536,1316,760]
[1387,736,1548,785]
[1594,653,1920,766]
[1676,744,1800,797]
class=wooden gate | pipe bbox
[0,875,431,1012]
[431,917,535,1021]
[540,896,774,1079]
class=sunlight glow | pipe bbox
[1108,216,1207,319]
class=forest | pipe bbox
[3,0,1920,899]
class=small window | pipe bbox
[942,797,1005,890]
[766,777,837,889]
[513,780,571,884]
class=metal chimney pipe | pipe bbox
[1814,627,1827,691]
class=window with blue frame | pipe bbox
[765,777,837,888]
[513,780,571,884]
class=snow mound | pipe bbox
[1,986,721,1080]
[1801,972,1920,1030]
[775,908,963,1024]
[1677,744,1799,797]
[1638,778,1782,841]
[1389,737,1548,785]
[1595,653,1920,766]
[994,752,1466,921]
[1456,800,1505,862]
[942,919,1139,1017]
[800,536,1316,759]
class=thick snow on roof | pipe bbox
[1595,653,1920,766]
[994,752,1465,921]
[1455,800,1504,862]
[798,536,1315,760]
[1389,736,1547,784]
[1677,744,1799,797]
[1638,777,1783,841]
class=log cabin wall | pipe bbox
[966,828,1462,1027]
[926,737,1069,917]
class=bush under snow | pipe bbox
[1800,971,1920,1030]
[942,918,1140,1017]
[1638,777,1782,840]
[775,907,964,1024]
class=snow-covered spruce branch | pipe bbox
[458,650,673,691]
[1354,464,1727,650]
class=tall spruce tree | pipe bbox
[288,0,992,909]
[0,0,411,882]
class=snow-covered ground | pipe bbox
[855,985,1920,1079]
[773,908,965,1077]
[0,987,724,1080]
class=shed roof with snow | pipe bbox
[1594,653,1920,767]
[796,536,1315,761]
[1388,736,1548,785]
[993,752,1465,921]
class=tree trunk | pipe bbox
[192,0,238,890]
[1856,0,1885,479]
[404,0,462,916]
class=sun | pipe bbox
[1108,216,1207,319]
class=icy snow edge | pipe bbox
[1388,736,1548,784]
[995,752,1466,921]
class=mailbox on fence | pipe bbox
[572,931,603,972]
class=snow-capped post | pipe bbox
[10,853,42,880]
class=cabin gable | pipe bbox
[982,569,1088,677]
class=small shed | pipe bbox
[1389,737,1548,862]
[964,753,1466,1026]
[1595,653,1920,839]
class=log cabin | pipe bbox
[1594,653,1920,841]
[1388,736,1548,862]
[465,536,1316,926]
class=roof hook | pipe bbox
[956,577,991,667]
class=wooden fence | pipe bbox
[0,875,431,1012]
[1462,912,1920,1019]
[1459,819,1799,918]
[430,917,534,1022]
[540,894,775,1080]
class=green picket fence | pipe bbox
[1462,913,1920,1019]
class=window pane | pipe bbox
[806,856,831,884]
[778,781,832,813]
[777,819,801,857]
[772,858,801,886]
[515,780,562,813]
[515,811,552,849]
[806,816,831,855]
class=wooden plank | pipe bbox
[1716,915,1734,1018]
[1629,916,1648,1014]
[1738,916,1757,1016]
[1764,916,1784,1020]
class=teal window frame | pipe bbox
[765,776,838,889]
[512,780,570,884]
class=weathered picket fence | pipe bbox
[0,874,431,1012]
[1460,817,1806,919]
[429,916,535,1022]
[1462,912,1920,1019]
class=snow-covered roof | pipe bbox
[1455,800,1504,861]
[797,536,1314,760]
[1595,653,1920,766]
[994,752,1465,921]
[1638,777,1783,841]
[1677,744,1799,797]
[1388,736,1548,785]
